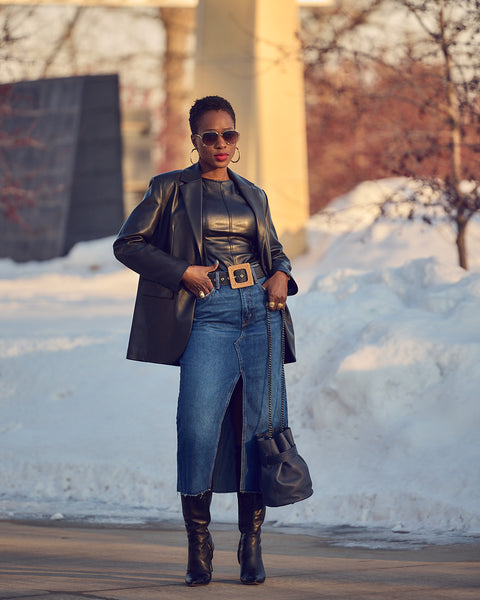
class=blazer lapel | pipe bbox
[180,164,203,259]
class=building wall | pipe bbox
[0,74,124,261]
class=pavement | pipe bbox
[0,519,479,600]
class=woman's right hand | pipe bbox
[181,261,219,297]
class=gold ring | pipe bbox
[277,303,284,308]
[199,291,205,298]
[268,301,275,308]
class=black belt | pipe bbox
[208,263,265,289]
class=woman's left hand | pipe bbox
[263,271,289,311]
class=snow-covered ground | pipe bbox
[1,178,480,548]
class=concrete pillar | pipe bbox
[194,0,309,257]
[159,6,196,172]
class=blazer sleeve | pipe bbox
[113,176,190,291]
[264,193,299,296]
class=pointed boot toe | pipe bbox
[238,532,266,585]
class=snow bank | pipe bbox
[1,180,479,545]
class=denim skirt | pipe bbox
[176,277,286,495]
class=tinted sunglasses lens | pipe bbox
[200,131,238,145]
[222,130,238,144]
[201,132,219,145]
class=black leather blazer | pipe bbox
[113,163,298,366]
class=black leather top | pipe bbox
[202,178,260,270]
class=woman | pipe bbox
[114,95,298,586]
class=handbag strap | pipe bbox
[266,307,286,438]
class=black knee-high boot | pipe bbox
[237,492,266,584]
[181,492,214,586]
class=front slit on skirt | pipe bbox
[176,277,286,495]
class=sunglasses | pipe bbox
[193,129,239,147]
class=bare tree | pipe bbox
[40,7,84,78]
[302,0,480,269]
[0,9,42,227]
[0,5,186,223]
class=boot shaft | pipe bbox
[237,492,265,534]
[181,492,214,586]
[181,491,212,534]
[237,492,266,584]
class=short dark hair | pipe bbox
[189,96,236,134]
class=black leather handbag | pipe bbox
[256,309,313,508]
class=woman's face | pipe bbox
[192,109,238,177]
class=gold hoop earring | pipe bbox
[231,147,240,163]
[190,147,199,165]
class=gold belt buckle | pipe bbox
[228,263,254,289]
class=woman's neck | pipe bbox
[199,165,230,181]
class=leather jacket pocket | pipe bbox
[140,279,174,299]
